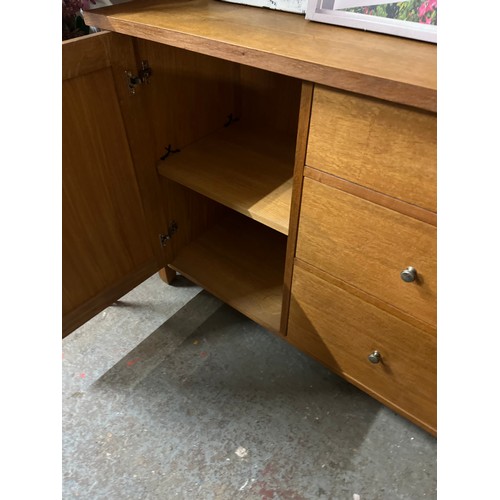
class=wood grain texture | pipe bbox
[170,212,287,333]
[295,258,435,337]
[306,87,437,212]
[280,81,314,334]
[135,38,240,159]
[304,166,437,227]
[83,0,436,111]
[63,35,156,336]
[158,123,295,234]
[158,266,177,284]
[62,31,111,80]
[63,262,157,337]
[160,180,227,264]
[296,178,436,327]
[287,264,436,435]
[106,34,172,267]
[238,65,302,138]
[132,39,242,264]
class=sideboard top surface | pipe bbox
[84,0,437,112]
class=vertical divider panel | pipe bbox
[280,81,315,335]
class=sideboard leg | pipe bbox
[158,266,177,285]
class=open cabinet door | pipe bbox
[62,32,166,337]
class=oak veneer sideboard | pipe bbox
[62,0,437,435]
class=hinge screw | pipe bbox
[126,60,152,94]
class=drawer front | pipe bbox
[288,264,437,432]
[296,178,436,326]
[306,86,436,212]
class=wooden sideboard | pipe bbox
[63,0,437,434]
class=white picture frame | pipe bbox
[219,0,307,15]
[305,0,437,43]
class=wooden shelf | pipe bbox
[158,123,295,235]
[169,212,287,333]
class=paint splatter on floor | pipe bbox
[235,446,248,458]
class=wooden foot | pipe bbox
[158,266,177,284]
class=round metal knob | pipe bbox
[400,266,417,283]
[368,351,381,364]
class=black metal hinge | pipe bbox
[125,60,152,95]
[160,144,181,161]
[159,221,178,247]
[224,113,240,127]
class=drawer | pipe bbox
[288,264,437,433]
[296,177,436,326]
[306,86,436,212]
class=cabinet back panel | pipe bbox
[135,39,240,158]
[139,41,302,260]
[239,65,302,139]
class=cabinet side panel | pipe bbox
[134,40,242,260]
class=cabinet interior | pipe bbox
[63,14,436,434]
[136,39,303,333]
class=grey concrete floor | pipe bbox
[63,273,437,500]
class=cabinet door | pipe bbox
[62,32,164,337]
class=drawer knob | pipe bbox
[400,266,417,283]
[368,351,381,364]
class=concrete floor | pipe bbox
[62,273,437,500]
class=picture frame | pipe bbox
[305,0,437,43]
[219,0,307,15]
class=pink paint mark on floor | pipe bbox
[79,373,86,379]
[257,482,275,499]
[249,463,305,500]
[261,462,276,477]
[255,482,305,500]
[127,358,141,367]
